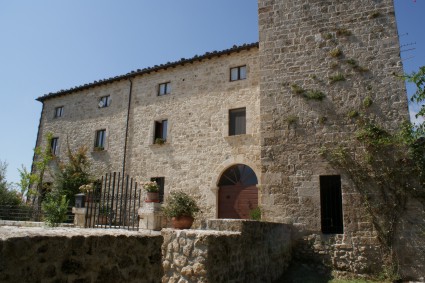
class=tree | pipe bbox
[32,132,54,206]
[0,160,22,206]
[16,165,37,203]
[54,145,91,206]
[405,66,425,133]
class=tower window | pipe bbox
[320,175,344,234]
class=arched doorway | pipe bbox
[218,164,258,219]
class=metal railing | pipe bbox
[0,205,74,223]
[85,172,141,231]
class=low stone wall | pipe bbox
[162,219,292,283]
[0,226,163,283]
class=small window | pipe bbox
[54,106,63,118]
[158,82,171,96]
[320,175,344,234]
[230,65,247,81]
[229,108,246,136]
[50,137,59,156]
[154,120,168,144]
[151,177,165,203]
[94,129,106,150]
[98,96,111,108]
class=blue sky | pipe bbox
[0,0,423,185]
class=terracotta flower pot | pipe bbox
[145,192,159,203]
[172,216,194,229]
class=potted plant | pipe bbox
[154,138,165,145]
[162,191,200,229]
[142,181,160,203]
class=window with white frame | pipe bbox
[54,106,63,118]
[98,96,111,108]
[94,129,106,150]
[158,82,171,96]
[230,65,247,81]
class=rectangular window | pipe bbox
[154,120,168,144]
[150,177,165,203]
[50,137,59,156]
[230,65,247,81]
[54,106,63,118]
[158,82,171,96]
[98,96,111,108]
[95,129,106,150]
[320,175,343,234]
[229,108,246,136]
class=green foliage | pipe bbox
[291,84,305,95]
[0,160,22,206]
[17,165,37,202]
[321,118,424,275]
[142,181,159,192]
[249,206,261,221]
[355,122,391,146]
[324,33,333,40]
[404,66,425,131]
[329,48,342,57]
[363,96,373,108]
[42,191,69,227]
[369,12,381,19]
[32,133,55,203]
[347,110,359,118]
[329,73,346,83]
[285,115,298,125]
[155,138,165,145]
[319,116,328,124]
[305,90,326,100]
[336,28,352,37]
[162,191,200,218]
[55,145,91,206]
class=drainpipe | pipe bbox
[122,78,133,177]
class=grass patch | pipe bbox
[291,84,305,95]
[329,48,343,57]
[363,96,373,108]
[336,28,352,37]
[329,73,346,84]
[305,90,326,100]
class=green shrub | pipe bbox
[329,73,346,83]
[162,191,200,218]
[291,84,305,95]
[42,192,69,227]
[305,90,326,100]
[249,206,261,221]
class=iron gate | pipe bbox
[85,172,141,230]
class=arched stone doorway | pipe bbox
[218,164,258,219]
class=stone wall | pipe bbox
[161,220,292,283]
[0,226,163,283]
[258,0,414,278]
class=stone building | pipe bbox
[34,0,423,279]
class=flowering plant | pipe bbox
[162,191,199,218]
[142,181,159,193]
[79,183,94,193]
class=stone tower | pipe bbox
[257,0,418,277]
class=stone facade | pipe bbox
[257,0,420,279]
[32,0,423,279]
[35,46,261,221]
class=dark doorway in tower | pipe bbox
[218,164,258,219]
